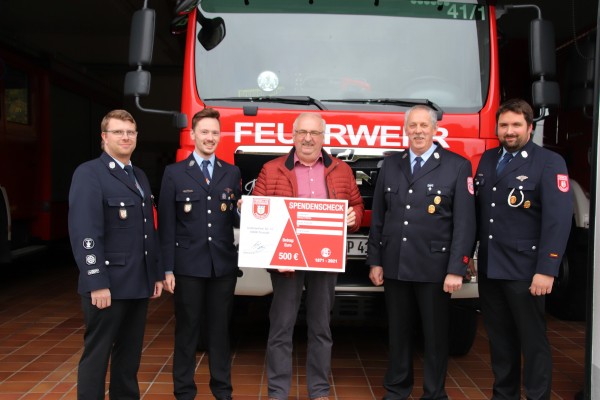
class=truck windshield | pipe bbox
[195,1,490,113]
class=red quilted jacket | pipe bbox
[252,149,364,233]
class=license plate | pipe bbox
[347,236,368,257]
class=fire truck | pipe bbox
[125,0,586,354]
[0,43,117,263]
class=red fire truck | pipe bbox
[0,43,117,263]
[126,0,584,354]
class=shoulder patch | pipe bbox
[557,174,569,193]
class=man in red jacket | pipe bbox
[252,113,364,400]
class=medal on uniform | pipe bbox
[507,188,524,207]
[434,195,441,205]
[184,197,192,213]
[428,205,435,214]
[524,200,531,209]
[221,202,227,212]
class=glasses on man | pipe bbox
[105,130,138,138]
[294,129,324,138]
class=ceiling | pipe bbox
[0,0,597,106]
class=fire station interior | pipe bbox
[0,1,597,399]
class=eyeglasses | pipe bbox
[196,129,220,136]
[294,129,324,137]
[105,130,138,138]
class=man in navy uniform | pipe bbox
[68,109,164,399]
[367,105,476,400]
[474,98,573,400]
[159,108,241,400]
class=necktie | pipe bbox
[412,156,423,175]
[201,160,211,184]
[496,152,514,175]
[123,165,137,187]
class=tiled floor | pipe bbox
[0,251,585,400]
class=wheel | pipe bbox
[0,186,10,264]
[448,299,478,356]
[546,225,588,321]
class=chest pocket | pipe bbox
[107,197,136,228]
[425,186,453,213]
[507,179,536,191]
[176,192,202,221]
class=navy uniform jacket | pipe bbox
[158,154,241,277]
[474,140,573,280]
[68,152,161,299]
[367,146,476,282]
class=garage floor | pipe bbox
[0,255,585,400]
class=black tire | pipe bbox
[546,225,588,321]
[0,187,10,264]
[448,299,478,356]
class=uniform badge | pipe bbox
[434,196,441,205]
[467,177,474,195]
[87,268,100,275]
[557,174,569,193]
[184,201,192,213]
[189,160,195,167]
[119,208,128,220]
[428,205,435,214]
[516,175,528,181]
[524,200,531,209]
[183,189,194,193]
[85,254,97,265]
[221,202,227,212]
[521,151,528,158]
[509,195,517,205]
[109,161,116,169]
[433,152,440,159]
[83,238,95,250]
[402,153,408,159]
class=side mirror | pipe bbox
[197,11,226,51]
[532,80,560,109]
[125,5,188,129]
[530,19,556,79]
[128,8,155,67]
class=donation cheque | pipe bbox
[238,195,348,272]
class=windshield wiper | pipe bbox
[204,96,328,111]
[321,98,443,120]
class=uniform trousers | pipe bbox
[479,274,551,400]
[172,273,237,400]
[383,280,450,400]
[266,271,337,400]
[78,297,149,400]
